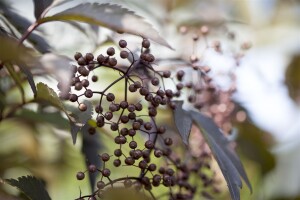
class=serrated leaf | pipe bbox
[36,82,65,111]
[5,176,51,200]
[38,53,73,94]
[66,100,93,144]
[35,83,93,144]
[33,0,54,20]
[172,101,192,145]
[39,3,173,49]
[81,124,102,192]
[190,111,252,200]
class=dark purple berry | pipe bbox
[108,57,117,66]
[76,172,85,180]
[119,40,127,48]
[101,153,110,162]
[88,164,97,172]
[145,140,154,149]
[74,52,82,61]
[102,168,111,177]
[120,50,129,59]
[97,54,105,63]
[77,57,86,65]
[106,93,115,102]
[85,53,94,62]
[104,112,113,120]
[84,89,93,98]
[163,71,171,78]
[107,47,115,56]
[92,75,98,82]
[69,94,78,102]
[113,159,121,167]
[142,39,150,48]
[151,77,159,86]
[81,79,89,87]
[114,149,122,157]
[129,141,137,149]
[125,157,135,165]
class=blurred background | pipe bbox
[1,0,300,199]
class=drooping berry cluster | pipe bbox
[176,25,251,135]
[58,38,222,200]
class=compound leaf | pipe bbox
[36,83,90,143]
[190,111,252,200]
[36,82,65,111]
[81,124,102,192]
[5,176,51,200]
[39,3,172,49]
[172,101,192,145]
[67,101,93,144]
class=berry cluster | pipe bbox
[176,25,251,135]
[58,38,221,200]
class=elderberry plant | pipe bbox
[0,1,253,200]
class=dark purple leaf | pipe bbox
[0,3,51,53]
[190,111,252,200]
[5,176,51,200]
[38,3,173,49]
[81,124,102,192]
[67,100,93,144]
[172,101,192,145]
[33,0,54,19]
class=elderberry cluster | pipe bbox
[58,38,220,200]
[177,25,252,135]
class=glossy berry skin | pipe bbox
[85,89,93,98]
[97,54,105,63]
[113,159,121,167]
[76,172,85,180]
[119,40,127,48]
[102,168,111,177]
[69,94,78,102]
[142,39,150,48]
[101,153,110,162]
[88,164,97,173]
[120,50,129,59]
[107,47,115,56]
[145,140,154,149]
[106,93,115,102]
[125,157,135,165]
[74,52,82,60]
